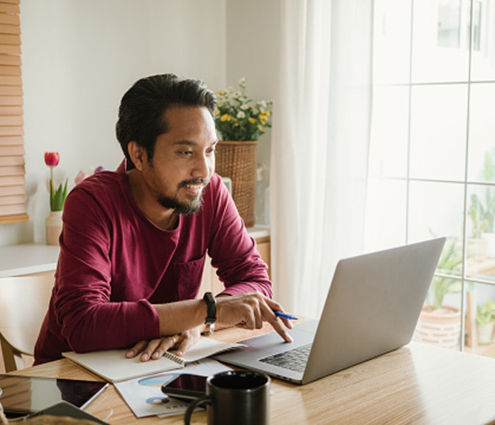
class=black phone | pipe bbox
[161,374,207,400]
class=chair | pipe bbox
[0,273,54,372]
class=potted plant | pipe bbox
[415,237,463,349]
[214,78,272,227]
[476,300,495,344]
[44,152,68,245]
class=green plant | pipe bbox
[215,78,272,141]
[476,300,495,325]
[469,193,489,238]
[429,237,463,310]
[468,152,495,237]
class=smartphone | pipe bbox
[161,374,207,400]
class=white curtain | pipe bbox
[270,0,373,317]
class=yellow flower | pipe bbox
[234,123,239,127]
[216,109,220,115]
[248,117,256,124]
[217,90,223,95]
[220,114,232,122]
[257,125,263,131]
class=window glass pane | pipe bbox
[466,184,495,283]
[410,84,467,181]
[470,0,495,81]
[364,178,407,252]
[412,0,470,82]
[414,288,462,350]
[369,86,409,179]
[468,83,495,182]
[437,0,462,48]
[408,181,464,277]
[463,282,495,357]
[373,0,411,84]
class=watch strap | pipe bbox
[203,291,216,325]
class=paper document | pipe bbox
[114,359,232,418]
[63,337,243,383]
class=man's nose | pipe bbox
[192,153,213,179]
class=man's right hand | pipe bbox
[216,292,294,342]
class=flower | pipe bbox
[45,152,68,212]
[44,152,60,167]
[74,170,88,186]
[74,166,105,186]
[215,78,273,141]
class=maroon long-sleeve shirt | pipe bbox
[34,164,270,364]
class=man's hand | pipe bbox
[216,292,294,342]
[126,326,202,361]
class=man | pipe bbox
[34,74,292,365]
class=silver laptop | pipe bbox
[214,237,446,384]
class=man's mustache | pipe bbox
[178,178,210,189]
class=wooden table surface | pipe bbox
[10,325,495,425]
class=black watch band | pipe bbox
[203,292,216,334]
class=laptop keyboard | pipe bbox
[259,343,312,373]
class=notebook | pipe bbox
[63,337,243,383]
[214,238,446,384]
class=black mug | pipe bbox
[184,370,270,425]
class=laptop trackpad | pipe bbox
[238,320,318,358]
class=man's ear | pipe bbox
[127,141,147,171]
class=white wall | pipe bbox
[226,0,281,224]
[0,0,227,245]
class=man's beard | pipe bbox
[157,178,209,215]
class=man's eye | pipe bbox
[180,151,193,156]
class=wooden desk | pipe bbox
[10,326,495,425]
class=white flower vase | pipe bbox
[477,322,494,345]
[45,211,63,245]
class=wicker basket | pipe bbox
[215,141,257,227]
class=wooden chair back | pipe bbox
[0,273,54,372]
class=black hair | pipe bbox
[116,74,217,165]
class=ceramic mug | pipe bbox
[184,370,270,425]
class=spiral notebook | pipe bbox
[63,337,243,383]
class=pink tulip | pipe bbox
[44,152,60,167]
[74,170,88,185]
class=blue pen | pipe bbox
[274,310,298,320]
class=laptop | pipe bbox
[214,237,446,384]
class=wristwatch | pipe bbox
[203,292,216,335]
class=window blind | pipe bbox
[0,0,26,224]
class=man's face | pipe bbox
[141,106,217,215]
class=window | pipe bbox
[367,0,495,355]
[0,0,26,224]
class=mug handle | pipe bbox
[184,396,211,425]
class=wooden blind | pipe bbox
[0,0,26,224]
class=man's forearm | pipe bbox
[152,299,208,336]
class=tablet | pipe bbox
[27,401,108,424]
[0,374,108,418]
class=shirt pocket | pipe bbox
[170,256,206,300]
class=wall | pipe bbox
[226,0,281,224]
[0,0,281,245]
[0,0,227,245]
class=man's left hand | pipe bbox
[125,325,202,361]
